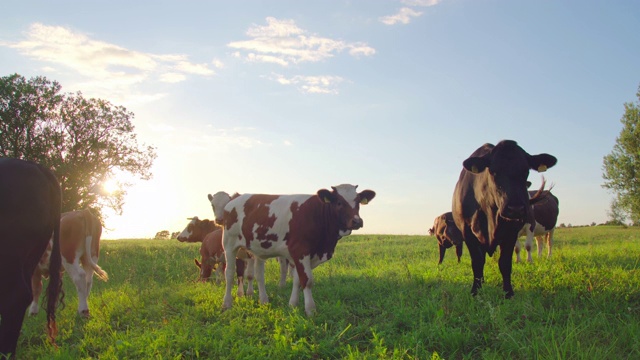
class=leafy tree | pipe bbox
[603,84,640,224]
[0,73,157,216]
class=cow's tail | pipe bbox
[44,171,63,346]
[84,210,108,282]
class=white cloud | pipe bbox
[380,0,441,25]
[228,17,375,66]
[212,59,224,68]
[380,7,424,25]
[268,73,344,94]
[2,23,216,101]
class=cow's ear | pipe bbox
[317,189,335,203]
[528,153,557,173]
[194,259,201,269]
[359,190,376,205]
[463,156,489,174]
[207,194,213,201]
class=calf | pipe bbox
[30,209,108,318]
[194,228,255,296]
[209,184,375,316]
[452,140,556,298]
[180,216,293,286]
[0,158,62,357]
[429,212,464,264]
[515,191,559,263]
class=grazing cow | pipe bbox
[0,158,63,357]
[30,209,108,318]
[193,228,255,296]
[429,212,464,264]
[180,216,292,287]
[452,140,557,298]
[208,184,375,316]
[515,191,559,263]
[176,216,219,243]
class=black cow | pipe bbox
[452,140,557,298]
[429,212,464,264]
[0,158,63,357]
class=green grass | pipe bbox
[16,226,640,359]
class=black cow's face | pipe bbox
[463,140,557,222]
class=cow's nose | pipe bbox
[177,236,186,242]
[503,205,525,219]
[352,218,363,229]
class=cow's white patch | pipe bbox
[333,184,359,208]
[177,217,197,239]
[210,191,232,221]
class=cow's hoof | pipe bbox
[80,309,90,318]
[504,291,514,299]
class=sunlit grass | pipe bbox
[17,226,640,359]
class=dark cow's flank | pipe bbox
[0,158,63,357]
[452,140,557,299]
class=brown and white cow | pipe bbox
[177,216,219,243]
[452,140,556,298]
[193,228,255,297]
[30,209,108,318]
[515,191,559,263]
[208,184,375,316]
[180,216,293,287]
[429,212,464,264]
[0,158,63,357]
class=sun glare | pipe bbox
[102,178,119,195]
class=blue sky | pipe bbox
[1,1,639,238]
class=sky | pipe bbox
[1,1,639,239]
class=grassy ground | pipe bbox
[16,226,640,359]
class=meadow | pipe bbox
[17,226,640,359]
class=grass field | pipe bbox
[16,226,640,359]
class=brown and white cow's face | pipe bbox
[317,184,376,234]
[177,217,199,242]
[177,217,218,242]
[208,191,232,225]
[463,140,557,223]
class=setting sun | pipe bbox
[102,179,119,195]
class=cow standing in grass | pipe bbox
[0,158,63,357]
[30,209,108,318]
[515,191,560,263]
[429,212,464,264]
[209,184,375,316]
[194,228,255,297]
[452,140,557,298]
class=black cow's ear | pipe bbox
[317,189,334,203]
[463,156,489,174]
[359,190,376,205]
[529,153,557,173]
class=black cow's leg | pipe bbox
[464,235,485,296]
[0,281,31,357]
[499,239,516,298]
[438,244,446,265]
[455,243,463,263]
